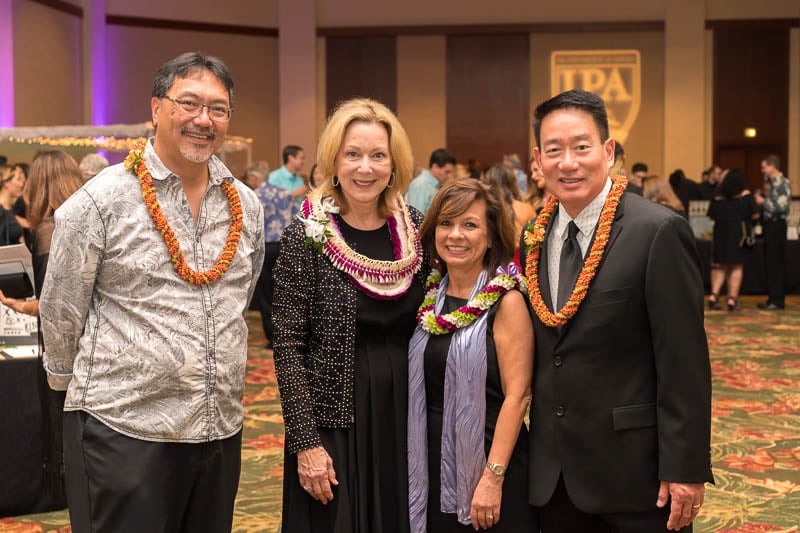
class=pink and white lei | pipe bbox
[300,194,423,300]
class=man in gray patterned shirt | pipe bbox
[755,154,792,310]
[40,52,265,532]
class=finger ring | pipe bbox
[692,504,701,508]
[487,514,494,520]
[304,485,310,490]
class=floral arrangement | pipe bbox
[298,197,339,252]
[416,263,527,335]
[524,176,627,327]
[124,141,243,285]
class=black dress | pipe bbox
[281,217,422,533]
[707,194,758,264]
[423,293,537,532]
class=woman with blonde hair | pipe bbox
[0,150,84,315]
[642,174,687,218]
[273,98,428,532]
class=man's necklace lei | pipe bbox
[299,194,422,300]
[416,263,527,335]
[523,176,627,327]
[124,141,243,285]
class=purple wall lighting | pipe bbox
[0,0,15,127]
[88,0,107,126]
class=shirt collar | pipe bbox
[144,137,232,186]
[554,177,613,240]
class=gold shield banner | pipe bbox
[550,50,641,145]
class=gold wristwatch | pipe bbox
[486,462,506,476]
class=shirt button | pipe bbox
[553,355,563,367]
[556,406,566,417]
[207,310,212,318]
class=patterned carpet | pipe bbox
[3,295,798,532]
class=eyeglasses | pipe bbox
[163,96,233,122]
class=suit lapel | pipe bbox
[538,213,556,313]
[598,191,626,270]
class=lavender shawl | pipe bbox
[407,270,490,532]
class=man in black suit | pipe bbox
[522,90,713,532]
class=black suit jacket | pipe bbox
[523,192,713,513]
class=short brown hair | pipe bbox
[419,179,515,275]
[314,98,413,218]
[762,154,781,170]
[24,151,84,230]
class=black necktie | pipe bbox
[557,221,582,310]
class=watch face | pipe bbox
[488,463,505,476]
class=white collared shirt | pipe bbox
[547,178,613,310]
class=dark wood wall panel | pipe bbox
[446,34,530,170]
[713,25,789,189]
[326,37,397,116]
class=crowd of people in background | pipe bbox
[0,126,792,341]
[225,138,792,326]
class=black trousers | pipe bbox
[63,411,242,533]
[763,219,787,306]
[253,242,281,344]
[537,475,691,533]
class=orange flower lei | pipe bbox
[124,141,244,285]
[524,176,627,327]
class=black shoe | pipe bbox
[727,297,739,312]
[757,302,785,310]
[708,294,721,310]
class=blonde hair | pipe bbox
[314,98,414,217]
[24,151,84,230]
[642,175,685,213]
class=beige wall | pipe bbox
[315,0,799,26]
[315,37,327,149]
[106,0,278,27]
[13,0,82,127]
[317,0,666,26]
[530,32,666,177]
[278,0,318,170]
[664,0,706,181]
[789,27,800,191]
[103,26,278,173]
[396,36,447,171]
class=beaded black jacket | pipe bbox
[273,206,428,454]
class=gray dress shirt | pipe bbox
[547,178,612,310]
[40,139,265,443]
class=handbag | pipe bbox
[739,220,756,248]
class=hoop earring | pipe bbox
[387,172,396,188]
[332,175,339,187]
